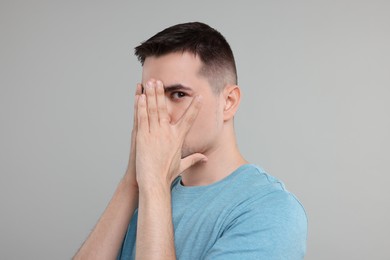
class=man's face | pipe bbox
[142,52,224,157]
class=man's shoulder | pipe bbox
[226,164,307,222]
[227,164,289,198]
[205,164,308,259]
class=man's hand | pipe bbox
[134,79,206,260]
[135,79,206,190]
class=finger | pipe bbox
[145,81,159,131]
[129,94,139,171]
[179,153,208,174]
[176,95,202,138]
[137,94,149,132]
[132,94,139,135]
[155,80,169,125]
[136,83,143,95]
[133,84,142,130]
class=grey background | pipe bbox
[1,0,389,259]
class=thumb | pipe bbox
[179,153,208,173]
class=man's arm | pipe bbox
[134,80,205,259]
[73,175,138,260]
[73,84,142,260]
[136,181,176,259]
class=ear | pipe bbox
[222,85,241,121]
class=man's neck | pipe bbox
[180,138,248,187]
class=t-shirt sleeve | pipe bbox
[203,190,308,260]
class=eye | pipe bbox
[170,91,187,100]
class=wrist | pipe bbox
[138,179,171,197]
[136,167,172,190]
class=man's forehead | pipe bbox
[143,52,202,70]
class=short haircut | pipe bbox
[134,22,237,93]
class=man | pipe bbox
[74,22,307,260]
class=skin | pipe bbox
[73,51,247,259]
[142,52,247,187]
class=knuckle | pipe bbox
[140,114,148,121]
[156,85,164,95]
[158,106,168,113]
[148,106,157,114]
[160,116,170,124]
[146,87,155,96]
[138,99,146,107]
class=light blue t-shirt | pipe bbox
[117,164,308,259]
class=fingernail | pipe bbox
[157,80,163,88]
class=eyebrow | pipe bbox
[141,83,193,94]
[163,84,193,92]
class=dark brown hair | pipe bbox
[134,22,237,93]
